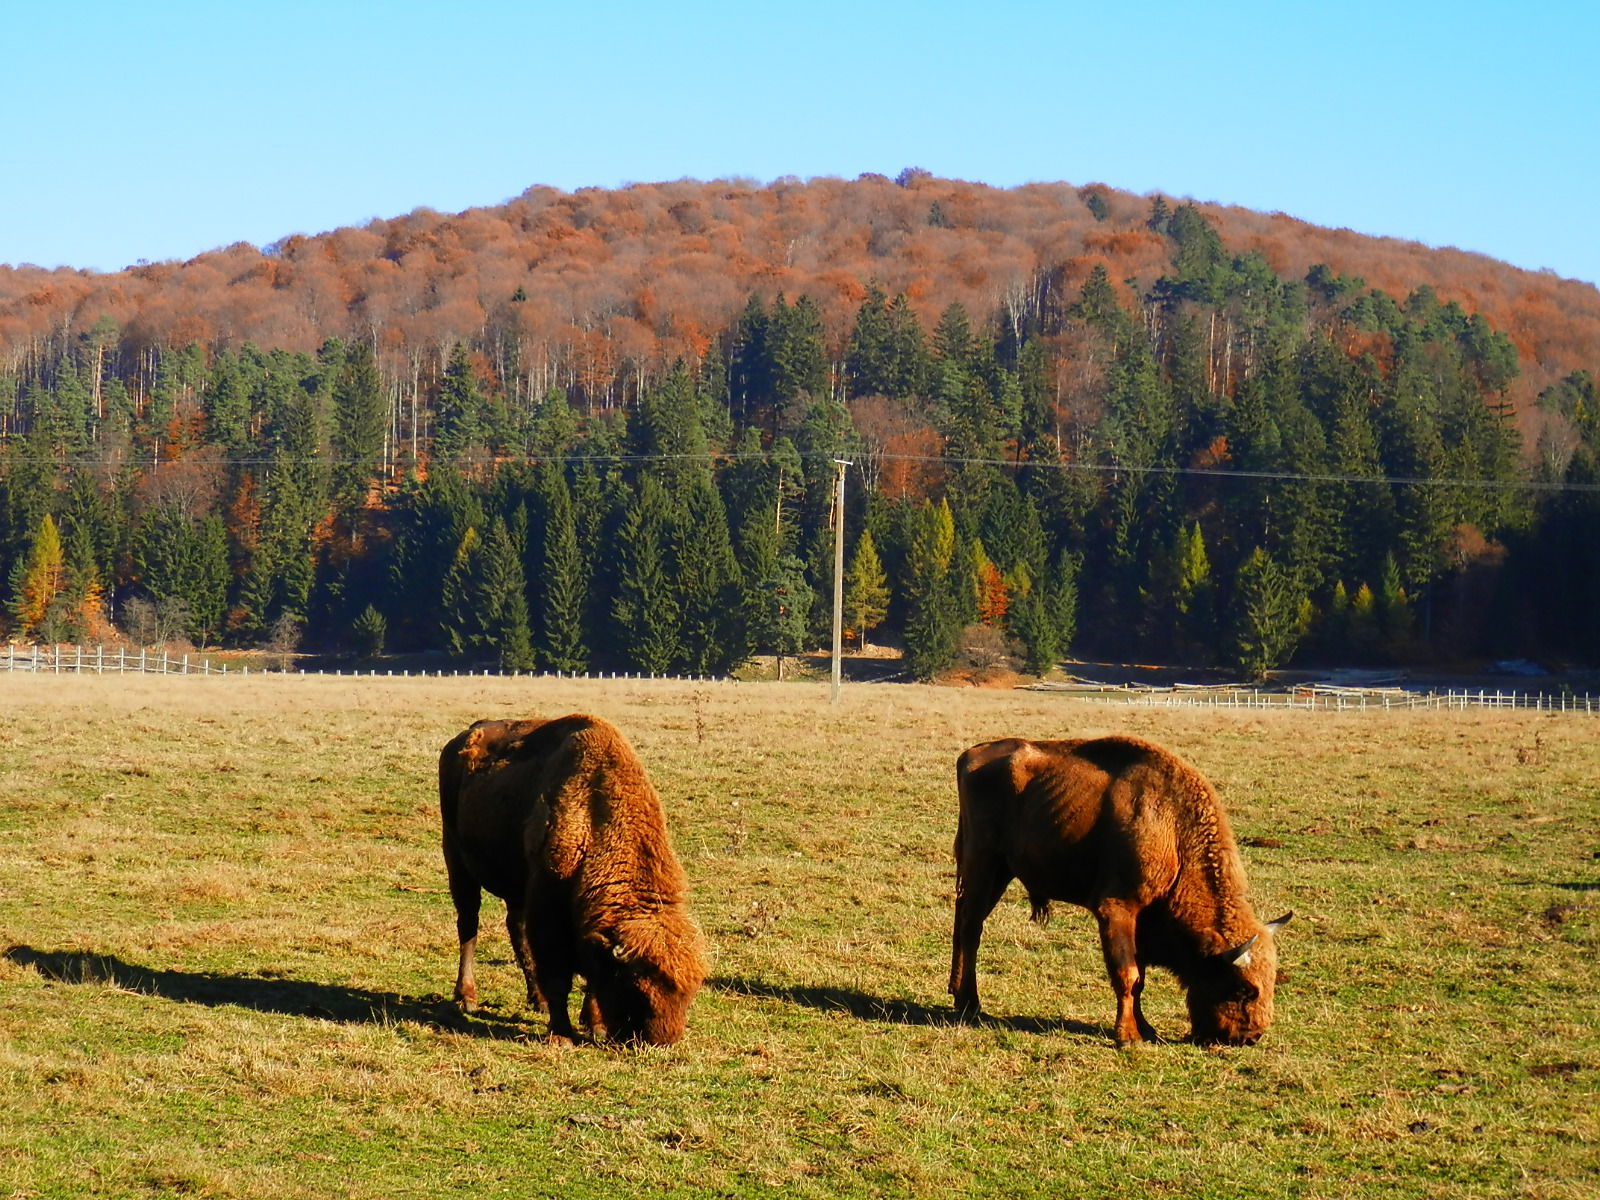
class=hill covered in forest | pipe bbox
[2,171,1598,676]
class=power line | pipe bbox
[6,447,1596,493]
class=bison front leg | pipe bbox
[526,879,579,1044]
[1096,904,1158,1047]
[949,859,1012,1020]
[534,956,579,1044]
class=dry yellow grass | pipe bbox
[1,673,1596,1198]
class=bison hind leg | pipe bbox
[580,988,606,1040]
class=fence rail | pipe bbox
[5,644,236,676]
[1070,686,1599,714]
[3,643,1596,714]
[0,643,727,683]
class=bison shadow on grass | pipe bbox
[4,945,527,1040]
[712,975,1102,1038]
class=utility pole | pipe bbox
[830,458,852,706]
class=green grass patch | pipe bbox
[1,675,1596,1197]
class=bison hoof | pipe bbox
[546,1033,576,1048]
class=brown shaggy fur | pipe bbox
[439,714,706,1046]
[948,735,1291,1046]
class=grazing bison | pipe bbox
[439,714,706,1046]
[949,735,1291,1046]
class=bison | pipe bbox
[439,714,706,1046]
[948,735,1291,1047]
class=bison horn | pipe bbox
[1264,911,1294,935]
[1222,932,1260,966]
[602,931,641,964]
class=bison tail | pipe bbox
[1029,896,1053,926]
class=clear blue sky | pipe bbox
[6,1,1597,287]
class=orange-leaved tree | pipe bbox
[6,513,67,641]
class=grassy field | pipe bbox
[0,673,1595,1199]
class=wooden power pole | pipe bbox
[830,458,852,706]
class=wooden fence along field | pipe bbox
[6,642,1597,714]
[0,673,1595,1198]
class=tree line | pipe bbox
[3,202,1598,678]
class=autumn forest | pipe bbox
[3,171,1599,678]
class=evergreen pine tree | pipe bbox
[537,463,589,674]
[1227,547,1308,679]
[352,604,387,657]
[670,470,744,676]
[332,340,387,518]
[768,294,829,431]
[497,589,537,672]
[1349,582,1380,660]
[1007,568,1059,677]
[886,293,929,398]
[1046,550,1079,658]
[612,477,683,674]
[191,515,230,647]
[902,499,960,680]
[439,526,482,657]
[748,549,811,680]
[1377,551,1414,660]
[476,517,535,670]
[435,343,484,464]
[842,528,890,650]
[845,283,894,399]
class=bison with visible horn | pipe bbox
[439,714,706,1045]
[949,735,1291,1046]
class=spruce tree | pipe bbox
[1227,547,1307,680]
[496,589,537,672]
[902,499,960,680]
[767,294,829,430]
[842,528,890,650]
[537,463,589,674]
[1008,569,1059,677]
[332,341,387,518]
[670,470,744,676]
[748,550,812,680]
[1046,550,1079,659]
[886,293,929,397]
[439,526,483,657]
[475,517,534,670]
[845,283,894,399]
[434,343,484,464]
[612,476,682,674]
[191,515,230,648]
[352,604,387,657]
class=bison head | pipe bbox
[582,914,706,1046]
[1186,912,1292,1046]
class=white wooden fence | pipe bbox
[1075,686,1598,714]
[0,643,725,683]
[2,643,1595,714]
[4,644,240,675]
